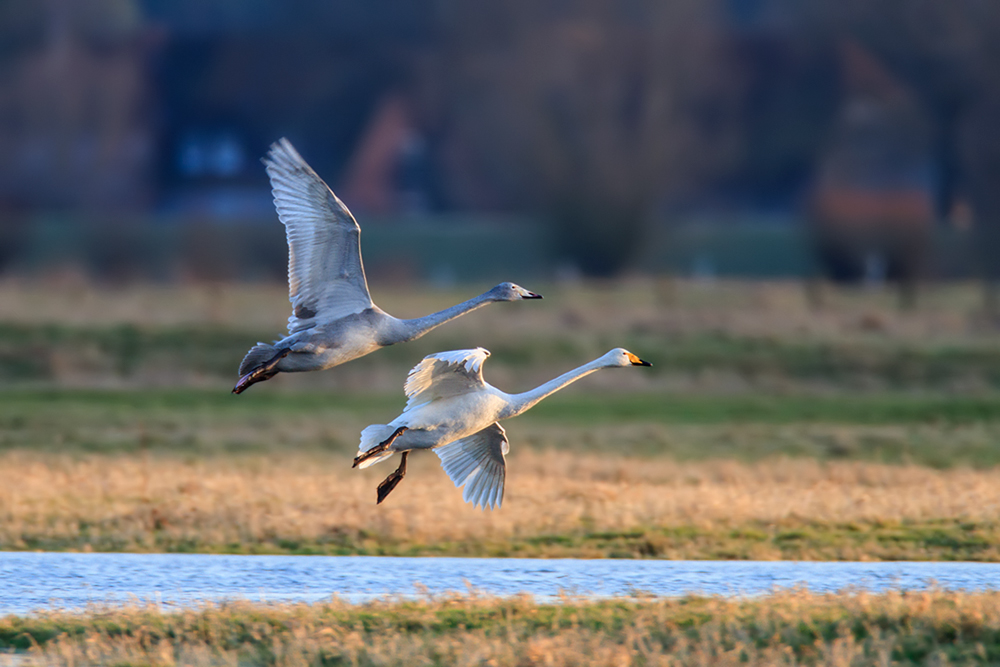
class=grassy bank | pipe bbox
[6,388,1000,466]
[5,280,1000,562]
[4,590,1000,665]
[5,279,1000,394]
[3,451,1000,560]
[7,322,1000,393]
[9,387,1000,425]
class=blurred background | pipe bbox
[2,0,999,290]
[7,0,1000,562]
[3,0,1000,396]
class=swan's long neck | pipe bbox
[503,359,606,418]
[397,292,494,341]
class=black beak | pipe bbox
[632,359,652,367]
[523,291,543,299]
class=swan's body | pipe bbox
[233,139,541,393]
[354,347,652,508]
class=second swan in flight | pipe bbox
[233,139,542,394]
[353,347,652,508]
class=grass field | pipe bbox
[5,278,1000,394]
[6,448,1000,559]
[4,279,1000,561]
[4,388,1000,559]
[4,590,1000,665]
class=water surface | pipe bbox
[3,552,999,615]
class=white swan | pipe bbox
[353,347,652,508]
[233,139,542,394]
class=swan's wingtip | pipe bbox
[266,137,305,166]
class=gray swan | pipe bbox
[234,139,541,394]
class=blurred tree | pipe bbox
[427,0,739,276]
[829,0,1000,312]
[0,0,156,212]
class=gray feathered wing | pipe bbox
[265,138,374,334]
[435,422,509,510]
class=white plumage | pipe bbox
[354,347,652,509]
[436,423,509,510]
[404,347,491,410]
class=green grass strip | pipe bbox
[5,388,1000,425]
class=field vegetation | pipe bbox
[4,445,1000,559]
[4,278,1000,394]
[3,279,1000,560]
[4,590,1000,665]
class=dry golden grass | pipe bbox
[5,278,1000,559]
[0,277,991,342]
[6,277,1000,396]
[4,589,1000,665]
[7,276,1000,395]
[3,449,1000,559]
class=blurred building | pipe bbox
[811,41,935,284]
[1,0,997,282]
[339,94,433,217]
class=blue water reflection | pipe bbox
[2,552,999,615]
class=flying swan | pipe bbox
[233,139,542,394]
[353,347,652,508]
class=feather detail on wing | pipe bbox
[265,138,374,334]
[435,423,508,510]
[403,348,491,410]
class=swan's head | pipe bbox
[489,282,543,301]
[602,348,652,368]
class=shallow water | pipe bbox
[3,552,1000,615]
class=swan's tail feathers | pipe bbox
[233,344,289,394]
[355,424,397,469]
[239,343,278,376]
[435,423,508,510]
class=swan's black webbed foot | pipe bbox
[352,426,408,468]
[376,451,408,504]
[232,348,291,394]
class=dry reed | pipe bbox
[3,449,999,559]
[3,589,1000,665]
[5,278,1000,396]
[0,278,990,342]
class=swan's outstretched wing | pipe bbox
[265,138,374,334]
[435,422,508,510]
[404,348,490,409]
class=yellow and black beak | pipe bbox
[627,352,652,367]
